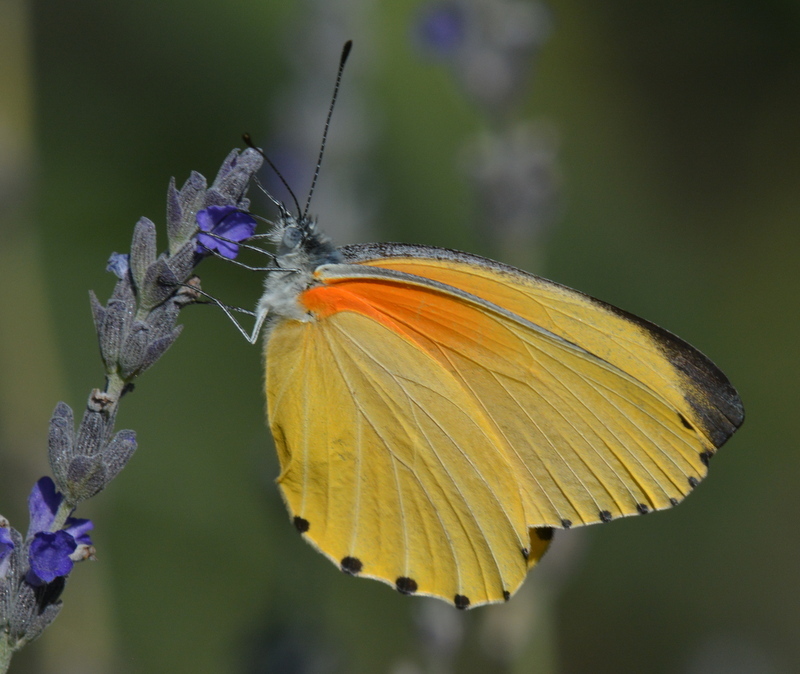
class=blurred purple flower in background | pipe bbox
[265,0,379,246]
[416,0,559,269]
[463,122,560,266]
[417,2,465,55]
[416,0,552,114]
[195,205,257,259]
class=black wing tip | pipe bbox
[594,299,744,446]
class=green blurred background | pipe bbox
[1,0,798,672]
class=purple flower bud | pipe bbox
[27,477,62,538]
[415,0,552,114]
[106,252,131,279]
[0,525,14,578]
[27,531,77,585]
[195,205,257,259]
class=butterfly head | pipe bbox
[269,211,342,272]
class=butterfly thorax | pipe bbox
[257,214,342,327]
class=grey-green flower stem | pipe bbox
[0,634,12,672]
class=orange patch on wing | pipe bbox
[300,280,520,367]
[301,283,404,331]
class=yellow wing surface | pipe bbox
[265,244,744,608]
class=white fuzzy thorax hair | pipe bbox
[256,213,343,333]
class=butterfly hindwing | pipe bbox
[268,310,538,607]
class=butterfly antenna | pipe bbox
[242,132,302,217]
[251,173,287,214]
[303,39,353,219]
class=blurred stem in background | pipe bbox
[0,2,117,672]
[417,0,559,271]
[390,1,567,673]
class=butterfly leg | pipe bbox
[178,283,267,343]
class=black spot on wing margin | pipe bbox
[340,557,363,575]
[396,577,418,595]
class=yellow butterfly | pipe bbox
[243,214,743,609]
[238,43,743,610]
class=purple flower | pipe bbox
[416,3,465,55]
[28,531,77,584]
[0,525,14,578]
[27,477,63,538]
[195,205,257,259]
[106,252,131,279]
[26,477,93,586]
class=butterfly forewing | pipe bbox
[265,244,743,608]
[338,243,743,448]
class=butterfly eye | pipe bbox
[282,226,303,249]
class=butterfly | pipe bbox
[250,214,743,609]
[228,43,744,610]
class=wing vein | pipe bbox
[331,320,511,596]
[323,322,462,590]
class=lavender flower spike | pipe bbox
[0,148,263,672]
